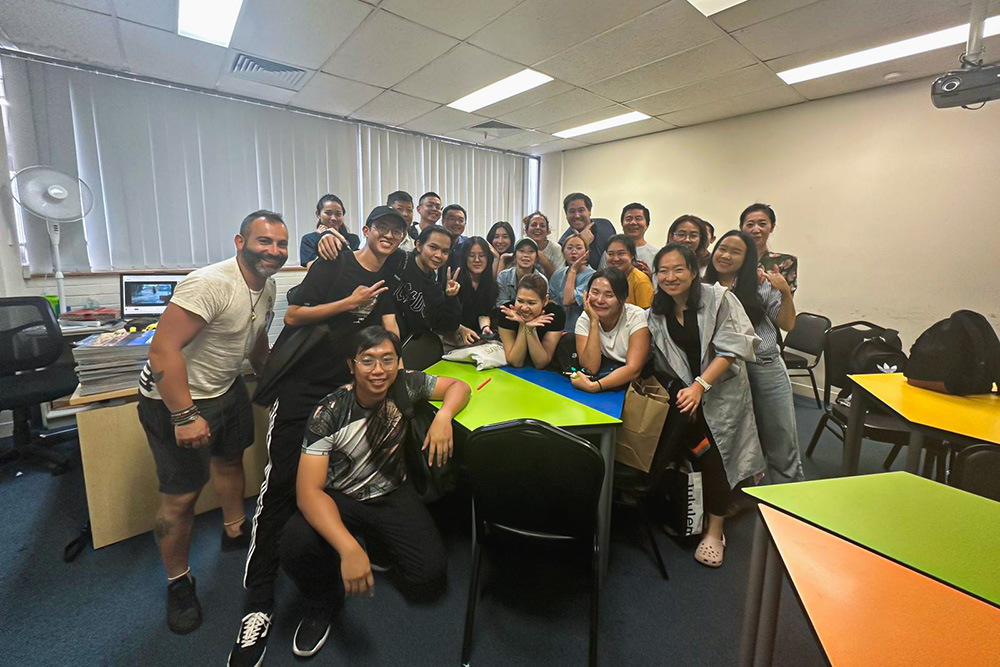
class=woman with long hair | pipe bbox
[704,230,803,484]
[299,194,360,267]
[570,267,650,393]
[648,243,764,567]
[496,238,547,307]
[455,236,499,344]
[486,221,517,277]
[497,274,565,369]
[548,233,594,332]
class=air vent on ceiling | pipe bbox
[229,53,307,91]
[471,120,521,131]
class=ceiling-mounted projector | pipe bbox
[931,63,1000,108]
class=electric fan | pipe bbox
[10,166,94,314]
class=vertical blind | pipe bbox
[3,56,533,272]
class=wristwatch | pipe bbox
[694,376,712,392]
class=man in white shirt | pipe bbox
[137,210,288,635]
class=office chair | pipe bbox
[949,444,1000,502]
[461,419,604,667]
[781,312,831,409]
[401,329,444,371]
[0,296,79,475]
[804,321,912,464]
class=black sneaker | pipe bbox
[292,606,331,658]
[227,611,272,667]
[222,520,252,552]
[166,575,203,635]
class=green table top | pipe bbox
[746,472,1000,606]
[425,360,621,431]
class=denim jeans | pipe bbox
[746,356,805,483]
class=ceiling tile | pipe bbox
[498,88,615,129]
[290,72,382,116]
[321,10,458,88]
[712,0,820,32]
[216,75,299,104]
[120,20,228,88]
[588,37,758,102]
[473,79,575,118]
[483,130,552,150]
[56,0,109,12]
[789,35,1000,100]
[534,1,725,86]
[392,43,523,105]
[443,129,491,144]
[538,104,633,135]
[349,90,439,127]
[403,106,486,135]
[574,116,675,145]
[528,138,588,154]
[629,64,785,116]
[112,0,175,31]
[468,0,665,66]
[730,0,970,62]
[657,85,805,127]
[380,0,523,41]
[0,0,124,68]
[230,0,372,69]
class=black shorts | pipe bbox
[137,376,255,495]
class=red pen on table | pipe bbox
[476,377,492,391]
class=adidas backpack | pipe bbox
[904,310,1000,395]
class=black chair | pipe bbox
[781,312,831,409]
[461,419,604,667]
[0,297,79,475]
[805,321,912,463]
[612,463,668,580]
[949,444,1000,502]
[401,329,443,371]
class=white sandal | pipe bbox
[694,534,726,568]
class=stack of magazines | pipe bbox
[72,328,156,396]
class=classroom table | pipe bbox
[68,383,270,549]
[739,472,1000,666]
[425,360,623,579]
[842,373,1000,476]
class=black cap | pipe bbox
[514,237,538,252]
[365,205,407,229]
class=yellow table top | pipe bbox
[849,373,1000,445]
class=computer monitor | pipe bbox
[120,274,183,317]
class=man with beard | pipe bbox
[228,206,407,667]
[137,210,288,635]
[557,192,617,270]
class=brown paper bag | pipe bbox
[615,377,670,472]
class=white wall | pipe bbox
[544,77,1000,351]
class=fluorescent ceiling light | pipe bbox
[687,0,750,17]
[554,111,650,139]
[178,0,245,48]
[778,15,1000,85]
[448,69,553,113]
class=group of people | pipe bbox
[136,186,805,666]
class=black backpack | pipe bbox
[848,330,908,376]
[905,310,1000,395]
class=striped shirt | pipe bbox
[753,280,784,363]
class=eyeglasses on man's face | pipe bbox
[354,354,399,371]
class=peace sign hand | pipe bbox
[569,254,589,274]
[445,267,461,297]
[577,222,596,246]
[350,280,387,309]
[759,266,791,296]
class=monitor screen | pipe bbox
[120,274,183,317]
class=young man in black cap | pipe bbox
[228,205,408,667]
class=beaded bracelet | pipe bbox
[169,405,201,426]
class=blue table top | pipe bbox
[500,365,626,420]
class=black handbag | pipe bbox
[905,310,1000,395]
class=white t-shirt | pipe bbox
[139,257,276,400]
[537,238,566,272]
[574,303,648,363]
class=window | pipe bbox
[0,60,29,265]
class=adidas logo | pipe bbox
[876,363,898,374]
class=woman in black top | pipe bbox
[456,237,498,343]
[498,274,565,369]
[299,194,361,267]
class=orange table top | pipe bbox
[849,373,1000,444]
[760,505,1000,667]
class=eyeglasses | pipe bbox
[354,354,399,370]
[672,231,701,241]
[373,222,405,238]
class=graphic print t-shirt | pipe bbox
[302,370,437,501]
